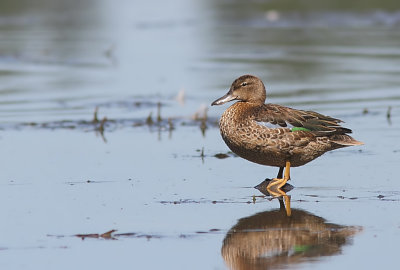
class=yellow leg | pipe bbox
[266,161,292,216]
[268,161,291,189]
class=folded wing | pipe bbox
[254,104,352,136]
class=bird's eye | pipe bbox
[241,82,248,86]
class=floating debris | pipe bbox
[195,147,205,162]
[214,152,236,159]
[75,229,117,240]
[157,102,162,122]
[146,112,154,126]
[168,118,174,131]
[104,44,117,65]
[200,119,207,137]
[52,230,227,241]
[168,118,174,138]
[192,104,208,136]
[93,107,100,123]
[11,101,221,140]
[98,117,107,133]
[72,230,165,240]
[214,153,229,159]
[195,229,224,234]
[387,106,392,124]
[159,198,235,205]
[192,104,208,121]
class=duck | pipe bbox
[211,75,363,190]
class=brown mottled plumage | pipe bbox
[211,75,363,188]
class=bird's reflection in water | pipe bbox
[222,202,361,270]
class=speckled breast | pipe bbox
[218,103,290,167]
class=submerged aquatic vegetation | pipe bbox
[9,98,219,141]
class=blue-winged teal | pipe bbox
[211,75,363,190]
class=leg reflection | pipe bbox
[268,184,291,217]
[254,178,293,217]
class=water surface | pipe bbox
[1,0,400,269]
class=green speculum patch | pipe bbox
[291,127,311,132]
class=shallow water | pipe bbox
[1,0,400,269]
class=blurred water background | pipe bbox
[1,0,400,269]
